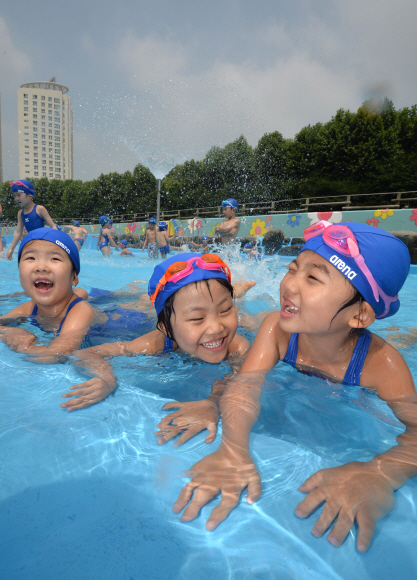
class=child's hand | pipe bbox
[295,461,396,552]
[60,377,117,411]
[155,399,219,447]
[0,327,37,351]
[173,445,262,529]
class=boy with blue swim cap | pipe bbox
[142,217,158,259]
[173,222,417,554]
[63,220,89,251]
[156,221,182,258]
[7,180,58,261]
[215,198,240,244]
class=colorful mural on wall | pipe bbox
[2,208,417,238]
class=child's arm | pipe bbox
[6,212,24,260]
[295,339,417,552]
[172,313,282,524]
[37,205,58,229]
[142,231,149,250]
[60,330,166,410]
[107,230,119,249]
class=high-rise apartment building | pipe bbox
[18,80,73,181]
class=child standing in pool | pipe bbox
[173,222,417,553]
[97,216,118,257]
[156,221,178,258]
[64,221,88,251]
[142,217,158,259]
[6,180,58,260]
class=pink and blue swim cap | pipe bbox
[17,227,81,274]
[10,180,36,197]
[301,222,410,319]
[148,253,231,315]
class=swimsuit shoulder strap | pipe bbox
[163,336,174,354]
[282,333,299,367]
[342,329,372,386]
[57,296,85,335]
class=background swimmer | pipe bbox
[97,215,118,257]
[64,221,88,251]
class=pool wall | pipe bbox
[2,207,417,238]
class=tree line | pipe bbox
[1,98,415,221]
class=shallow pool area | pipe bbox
[1,239,417,579]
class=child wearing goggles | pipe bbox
[173,222,417,554]
[66,254,260,427]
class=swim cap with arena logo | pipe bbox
[17,227,80,274]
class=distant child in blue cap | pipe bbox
[173,221,417,554]
[142,217,158,259]
[69,253,258,425]
[7,180,58,260]
[97,216,118,257]
[215,198,241,245]
[190,236,210,253]
[119,239,133,257]
[156,221,184,258]
[64,220,89,251]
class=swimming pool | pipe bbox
[1,237,417,579]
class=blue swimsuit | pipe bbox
[31,296,84,335]
[22,204,44,232]
[282,329,372,386]
[98,229,109,251]
[160,245,170,255]
[163,337,174,354]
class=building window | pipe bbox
[34,172,39,176]
[55,162,61,167]
[54,130,60,135]
[33,95,37,99]
[49,161,53,165]
[24,113,28,117]
[49,173,53,177]
[48,123,52,127]
[48,103,52,108]
[24,139,29,142]
[34,165,38,170]
[25,171,30,174]
[55,137,60,142]
[25,157,29,161]
[33,140,38,144]
[24,107,28,111]
[33,133,38,138]
[24,132,29,135]
[41,96,45,100]
[24,93,28,97]
[25,145,29,149]
[54,104,60,109]
[33,114,37,119]
[42,173,46,177]
[41,115,45,120]
[25,164,30,167]
[54,123,60,129]
[54,98,60,103]
[55,174,61,179]
[48,97,52,101]
[55,155,60,160]
[55,149,61,154]
[33,121,37,125]
[34,146,38,151]
[42,154,46,158]
[41,109,45,114]
[23,100,28,105]
[41,122,45,127]
[49,129,52,134]
[34,153,38,157]
[49,142,52,146]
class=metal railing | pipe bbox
[1,191,416,227]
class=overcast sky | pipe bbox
[1,0,416,181]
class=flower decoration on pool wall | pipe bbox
[208,223,222,237]
[410,209,417,226]
[308,211,343,225]
[250,218,267,236]
[286,214,302,228]
[374,209,394,220]
[366,217,379,227]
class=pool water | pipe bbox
[1,237,417,580]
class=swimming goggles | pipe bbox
[304,220,397,318]
[221,200,237,209]
[10,180,35,195]
[149,254,232,310]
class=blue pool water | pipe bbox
[1,237,417,579]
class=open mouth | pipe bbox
[281,300,300,318]
[201,337,227,351]
[34,279,54,293]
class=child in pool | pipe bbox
[173,222,417,553]
[142,217,158,259]
[7,180,58,260]
[64,221,88,251]
[97,216,118,257]
[65,253,257,417]
[157,222,184,258]
[0,228,95,356]
[189,236,211,253]
[119,239,134,256]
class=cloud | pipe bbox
[0,16,32,88]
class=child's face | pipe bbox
[169,279,238,363]
[279,250,358,335]
[222,206,235,218]
[14,192,32,207]
[19,240,78,307]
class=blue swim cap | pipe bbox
[18,227,81,274]
[99,216,109,225]
[120,239,128,246]
[10,180,36,197]
[148,253,231,315]
[149,217,157,224]
[222,198,238,210]
[300,222,410,319]
[244,243,252,249]
[202,236,208,242]
[108,219,113,227]
[73,221,80,227]
[159,221,168,231]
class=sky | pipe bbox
[1,0,416,181]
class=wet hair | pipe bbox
[330,289,364,328]
[157,278,234,341]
